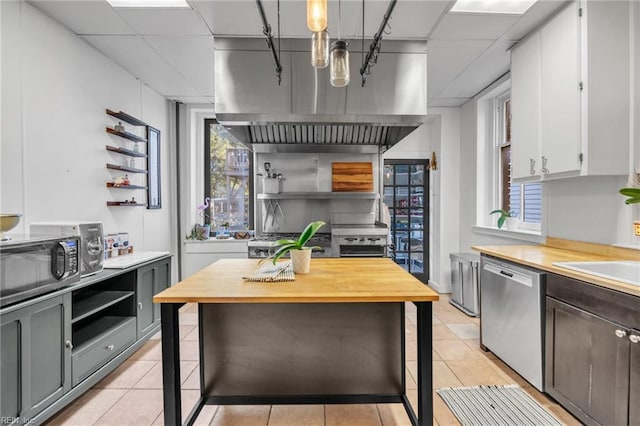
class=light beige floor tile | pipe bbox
[461,339,496,360]
[192,405,220,426]
[93,360,157,389]
[445,357,512,387]
[210,405,271,426]
[47,389,126,426]
[405,368,417,390]
[433,361,464,388]
[325,404,382,426]
[487,357,531,388]
[127,339,162,361]
[133,360,197,389]
[268,405,324,426]
[180,312,199,325]
[180,339,201,361]
[546,404,582,426]
[433,340,478,362]
[180,303,198,313]
[94,389,163,425]
[522,385,558,407]
[183,326,200,341]
[377,403,412,426]
[149,330,161,340]
[182,363,201,389]
[433,310,476,324]
[445,323,479,340]
[432,325,458,340]
[432,315,442,325]
[433,394,461,426]
[153,325,197,342]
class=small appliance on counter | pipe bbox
[0,235,81,307]
[30,221,104,277]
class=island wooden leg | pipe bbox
[161,303,182,426]
[416,302,434,426]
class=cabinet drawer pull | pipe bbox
[630,334,640,344]
[106,344,115,351]
[138,302,143,310]
[615,329,627,338]
[65,340,73,350]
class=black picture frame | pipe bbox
[146,126,161,209]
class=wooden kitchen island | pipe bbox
[153,258,439,426]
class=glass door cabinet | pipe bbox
[383,160,429,283]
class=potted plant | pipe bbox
[271,220,326,274]
[619,187,640,237]
[490,209,519,231]
[186,197,211,240]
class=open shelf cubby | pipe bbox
[72,291,135,324]
[72,316,136,354]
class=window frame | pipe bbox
[204,118,254,230]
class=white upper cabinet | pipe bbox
[511,0,631,182]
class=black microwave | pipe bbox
[0,235,81,307]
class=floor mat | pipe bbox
[436,384,563,426]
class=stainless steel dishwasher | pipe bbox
[480,255,546,391]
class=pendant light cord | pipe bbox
[338,0,341,40]
[314,67,318,114]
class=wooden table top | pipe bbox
[473,242,640,297]
[154,258,439,304]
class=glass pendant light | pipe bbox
[311,30,329,68]
[307,0,327,32]
[330,40,349,87]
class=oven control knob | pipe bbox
[360,238,365,242]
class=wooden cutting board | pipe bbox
[332,162,373,192]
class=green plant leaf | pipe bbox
[497,216,506,229]
[272,242,299,264]
[620,188,640,204]
[296,220,326,247]
[490,209,509,217]
[274,239,296,246]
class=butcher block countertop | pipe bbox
[473,237,640,297]
[154,258,439,304]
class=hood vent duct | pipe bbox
[214,38,427,149]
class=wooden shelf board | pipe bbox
[106,202,146,207]
[106,163,147,174]
[106,109,148,127]
[106,127,147,143]
[106,182,147,190]
[72,291,135,324]
[106,145,147,158]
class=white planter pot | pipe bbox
[505,217,519,231]
[290,249,312,274]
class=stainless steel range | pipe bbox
[331,224,389,258]
[247,233,333,259]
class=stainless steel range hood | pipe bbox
[214,38,427,150]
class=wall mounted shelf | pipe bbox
[106,183,147,190]
[106,202,146,207]
[106,127,147,143]
[106,163,147,174]
[106,145,147,158]
[257,192,380,200]
[106,109,148,127]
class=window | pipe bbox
[204,119,253,230]
[496,94,541,228]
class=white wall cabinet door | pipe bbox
[539,1,582,178]
[511,32,542,181]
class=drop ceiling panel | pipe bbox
[438,40,512,98]
[28,1,135,35]
[499,0,566,41]
[170,96,214,104]
[143,35,215,95]
[430,13,519,40]
[428,98,471,108]
[117,8,211,35]
[426,39,492,98]
[196,1,268,36]
[82,35,200,97]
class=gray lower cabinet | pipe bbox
[0,295,71,424]
[546,273,640,426]
[137,258,170,337]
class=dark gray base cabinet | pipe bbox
[137,259,170,337]
[0,256,171,425]
[1,295,71,424]
[545,273,640,426]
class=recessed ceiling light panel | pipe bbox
[106,0,190,8]
[450,0,538,15]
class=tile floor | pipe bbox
[47,294,580,425]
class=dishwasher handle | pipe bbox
[483,262,535,288]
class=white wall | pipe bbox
[1,1,177,279]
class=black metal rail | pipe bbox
[256,0,283,85]
[359,0,398,86]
